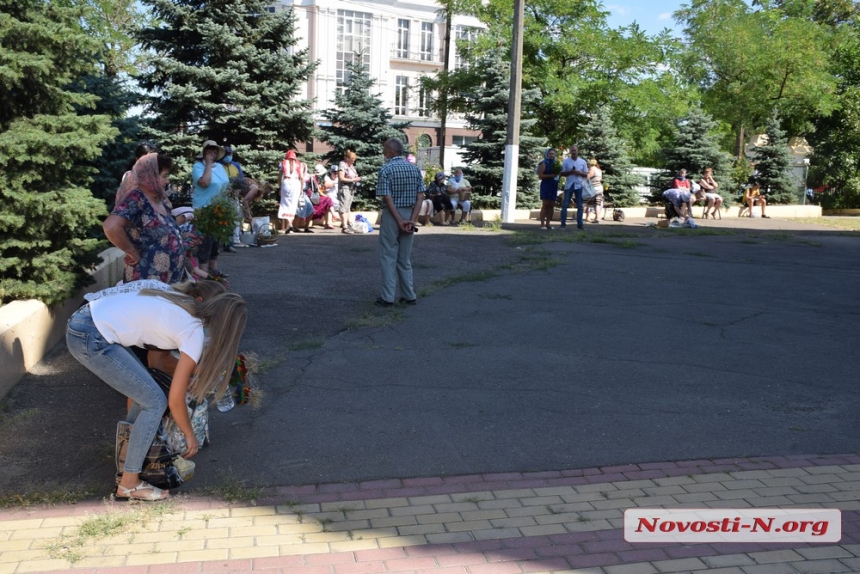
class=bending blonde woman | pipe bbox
[66,290,247,501]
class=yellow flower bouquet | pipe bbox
[194,193,240,246]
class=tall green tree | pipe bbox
[579,107,642,206]
[317,59,410,207]
[137,0,316,181]
[800,0,860,207]
[0,0,116,305]
[464,0,688,164]
[675,0,839,152]
[750,114,798,204]
[460,50,546,208]
[652,106,733,203]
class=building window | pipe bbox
[337,10,372,87]
[420,22,434,61]
[264,6,276,13]
[452,135,477,147]
[417,86,434,117]
[454,25,478,69]
[397,19,410,58]
[395,76,410,115]
[417,134,432,149]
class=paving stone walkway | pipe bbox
[1,454,858,573]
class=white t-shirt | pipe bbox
[89,292,205,362]
[562,157,588,190]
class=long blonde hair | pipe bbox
[172,280,227,301]
[138,290,247,401]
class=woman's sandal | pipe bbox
[116,481,168,501]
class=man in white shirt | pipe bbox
[446,168,473,225]
[559,145,589,230]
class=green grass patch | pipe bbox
[769,232,793,241]
[0,408,38,432]
[655,227,736,236]
[449,342,479,349]
[798,239,823,247]
[347,310,404,329]
[739,239,760,244]
[203,476,262,505]
[418,269,498,298]
[686,251,714,258]
[589,237,642,248]
[288,339,324,352]
[789,216,860,232]
[348,247,373,253]
[44,501,175,563]
[482,217,503,232]
[0,486,101,509]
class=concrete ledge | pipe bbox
[0,247,125,399]
[530,205,822,220]
[352,209,528,225]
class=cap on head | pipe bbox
[435,172,446,180]
[330,164,339,172]
[285,150,297,160]
[588,158,597,166]
[314,164,326,176]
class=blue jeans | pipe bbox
[66,305,167,474]
[379,206,417,303]
[561,185,583,228]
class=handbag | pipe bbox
[308,178,321,205]
[115,421,183,490]
[581,178,596,201]
[148,368,210,455]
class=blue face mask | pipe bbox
[453,175,462,183]
[223,155,233,164]
[679,175,686,180]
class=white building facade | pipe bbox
[268,0,483,171]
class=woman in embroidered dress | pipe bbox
[277,150,307,234]
[104,153,185,284]
[585,158,605,223]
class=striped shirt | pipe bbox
[376,157,425,208]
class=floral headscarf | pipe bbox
[115,153,165,203]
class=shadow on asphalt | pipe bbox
[1,218,858,503]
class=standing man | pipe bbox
[559,145,588,230]
[446,168,473,225]
[375,138,424,307]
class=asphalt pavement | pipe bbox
[0,216,857,500]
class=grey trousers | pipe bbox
[379,206,417,303]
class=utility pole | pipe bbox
[500,0,524,223]
[439,2,453,172]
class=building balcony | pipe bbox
[390,48,445,68]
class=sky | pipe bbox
[603,1,683,36]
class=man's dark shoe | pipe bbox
[375,297,394,307]
[399,298,417,306]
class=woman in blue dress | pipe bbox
[537,148,560,230]
[104,153,185,284]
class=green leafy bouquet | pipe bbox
[194,193,240,246]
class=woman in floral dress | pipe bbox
[104,153,185,284]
